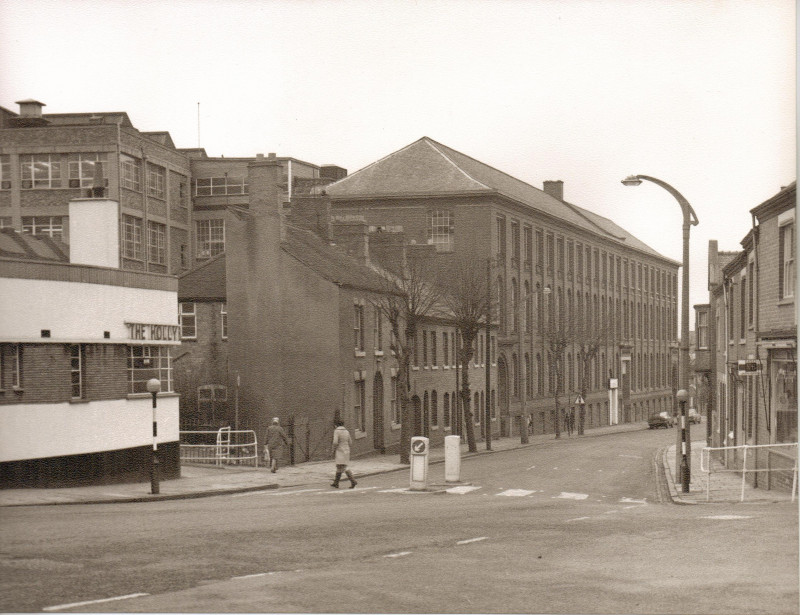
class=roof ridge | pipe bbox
[423,138,492,191]
[325,138,432,191]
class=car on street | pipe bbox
[648,412,672,429]
[688,408,702,424]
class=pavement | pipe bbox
[0,420,794,507]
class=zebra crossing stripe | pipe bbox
[446,485,481,495]
[555,492,589,500]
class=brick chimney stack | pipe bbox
[543,180,564,201]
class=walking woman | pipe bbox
[330,419,357,489]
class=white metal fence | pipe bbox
[180,427,259,467]
[700,442,798,502]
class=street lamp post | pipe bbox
[676,388,691,493]
[622,175,698,483]
[146,378,162,495]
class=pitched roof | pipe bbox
[326,137,674,263]
[0,229,69,262]
[177,225,400,300]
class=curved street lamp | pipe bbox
[622,175,698,485]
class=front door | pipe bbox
[373,372,384,453]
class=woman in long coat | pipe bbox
[330,420,357,489]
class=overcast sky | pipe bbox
[1,0,796,328]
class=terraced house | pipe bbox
[702,182,796,492]
[325,137,680,438]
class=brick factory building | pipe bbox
[325,137,681,437]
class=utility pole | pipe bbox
[485,258,492,450]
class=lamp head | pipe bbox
[146,378,162,394]
[676,389,689,403]
[621,175,643,187]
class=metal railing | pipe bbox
[180,428,259,467]
[700,442,798,502]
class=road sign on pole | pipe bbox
[575,395,584,406]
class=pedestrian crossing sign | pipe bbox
[575,395,584,405]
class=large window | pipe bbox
[68,153,107,188]
[194,176,248,196]
[1,154,11,189]
[147,163,166,198]
[511,221,520,263]
[120,154,141,191]
[391,375,399,425]
[22,216,64,240]
[220,302,228,339]
[779,222,795,299]
[496,216,506,257]
[122,215,144,260]
[524,226,532,269]
[196,219,225,258]
[773,355,797,443]
[21,154,61,189]
[179,302,196,339]
[128,346,172,394]
[427,210,454,252]
[354,304,365,352]
[148,221,166,265]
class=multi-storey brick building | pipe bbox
[325,137,680,437]
[702,182,796,491]
[0,197,181,487]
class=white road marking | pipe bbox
[566,517,592,522]
[526,465,536,470]
[701,515,753,520]
[232,572,270,579]
[322,486,377,494]
[618,454,642,459]
[44,593,149,612]
[456,537,488,545]
[446,485,481,495]
[378,488,411,493]
[498,489,535,497]
[554,492,589,500]
[384,551,412,558]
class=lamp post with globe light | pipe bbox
[622,175,698,483]
[146,378,161,494]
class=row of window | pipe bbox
[498,279,676,342]
[121,214,168,264]
[0,343,173,398]
[496,215,677,298]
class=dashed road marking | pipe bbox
[701,515,753,520]
[619,497,647,505]
[384,551,412,558]
[322,486,377,494]
[619,454,642,459]
[446,485,481,495]
[566,517,592,522]
[456,537,488,545]
[498,489,535,497]
[231,572,270,579]
[234,488,325,498]
[378,488,411,493]
[554,492,589,500]
[44,593,149,612]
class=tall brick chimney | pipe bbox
[543,180,564,201]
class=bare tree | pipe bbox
[370,250,440,464]
[437,253,494,453]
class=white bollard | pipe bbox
[409,436,429,491]
[444,435,461,483]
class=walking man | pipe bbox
[264,417,289,473]
[331,419,357,489]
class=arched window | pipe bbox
[443,393,450,428]
[537,283,544,331]
[431,390,438,426]
[567,289,573,328]
[577,293,583,329]
[498,276,506,333]
[567,353,574,392]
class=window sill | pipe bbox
[354,350,366,358]
[777,297,795,306]
[412,366,420,371]
[126,392,179,400]
[443,365,451,370]
[432,366,439,370]
[374,350,384,357]
[391,423,401,431]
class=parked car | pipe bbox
[648,413,672,429]
[688,408,702,424]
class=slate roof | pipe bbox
[178,224,400,300]
[0,229,69,262]
[326,137,675,263]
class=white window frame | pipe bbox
[120,154,141,191]
[122,215,144,260]
[0,154,10,189]
[22,215,64,240]
[20,154,61,189]
[147,163,166,198]
[68,153,107,188]
[70,344,84,399]
[427,210,454,253]
[147,220,166,265]
[354,374,366,433]
[1,343,21,390]
[180,302,197,339]
[128,346,172,394]
[193,176,248,196]
[779,218,795,300]
[221,302,228,339]
[354,303,365,354]
[196,219,225,258]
